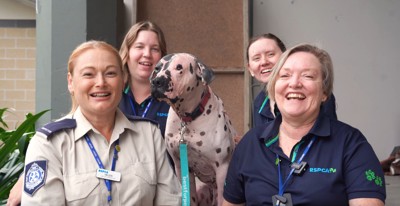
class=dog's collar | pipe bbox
[180,87,211,123]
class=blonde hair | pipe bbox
[267,44,334,102]
[67,40,124,113]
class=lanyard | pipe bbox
[276,136,316,196]
[84,134,120,203]
[258,95,269,114]
[179,123,191,206]
[128,95,153,118]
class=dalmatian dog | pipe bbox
[150,53,236,206]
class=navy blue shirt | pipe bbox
[253,90,338,127]
[224,113,386,205]
[119,89,170,137]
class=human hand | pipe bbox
[6,175,23,206]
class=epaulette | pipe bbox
[125,115,159,126]
[36,119,77,138]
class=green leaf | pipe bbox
[0,110,49,164]
[0,108,9,129]
[0,109,49,201]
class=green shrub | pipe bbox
[0,108,48,204]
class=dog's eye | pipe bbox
[150,66,161,80]
[176,64,183,71]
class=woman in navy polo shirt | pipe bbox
[223,44,385,206]
[118,21,175,172]
[118,21,170,137]
[247,34,337,127]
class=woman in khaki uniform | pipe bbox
[20,41,181,205]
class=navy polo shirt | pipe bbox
[224,113,386,206]
[253,90,338,127]
[119,90,170,137]
[253,90,275,127]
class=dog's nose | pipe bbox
[151,76,169,99]
[151,76,168,88]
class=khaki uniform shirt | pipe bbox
[22,107,181,206]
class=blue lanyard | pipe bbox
[276,136,316,196]
[258,95,269,114]
[179,122,190,206]
[180,142,190,206]
[84,134,120,203]
[128,95,153,118]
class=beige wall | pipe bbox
[0,27,36,129]
[0,0,36,20]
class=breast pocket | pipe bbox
[133,161,157,184]
[118,161,157,204]
[64,172,101,205]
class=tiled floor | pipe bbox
[385,175,400,206]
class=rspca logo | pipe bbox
[98,169,108,174]
[157,112,168,117]
[309,167,337,173]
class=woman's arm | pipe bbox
[349,198,384,206]
[6,175,23,206]
[21,135,65,206]
[222,198,245,206]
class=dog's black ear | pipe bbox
[197,61,215,85]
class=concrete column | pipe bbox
[35,0,117,125]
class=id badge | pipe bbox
[96,169,121,182]
[272,193,293,206]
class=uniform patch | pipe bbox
[36,119,76,138]
[24,160,47,196]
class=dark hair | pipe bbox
[246,33,286,62]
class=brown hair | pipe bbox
[246,33,286,63]
[119,21,167,77]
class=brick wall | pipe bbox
[0,27,36,129]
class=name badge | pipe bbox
[96,169,121,182]
[272,193,293,206]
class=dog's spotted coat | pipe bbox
[151,53,236,206]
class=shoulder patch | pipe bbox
[24,160,47,196]
[125,115,159,125]
[36,119,76,138]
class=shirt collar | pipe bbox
[71,107,134,142]
[258,111,331,143]
[125,87,155,105]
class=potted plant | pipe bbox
[0,108,48,205]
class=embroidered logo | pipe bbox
[157,112,168,117]
[309,167,337,173]
[365,169,383,187]
[24,160,47,196]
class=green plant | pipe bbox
[0,108,48,204]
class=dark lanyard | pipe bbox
[84,134,120,203]
[276,136,316,196]
[258,95,269,114]
[128,96,153,118]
